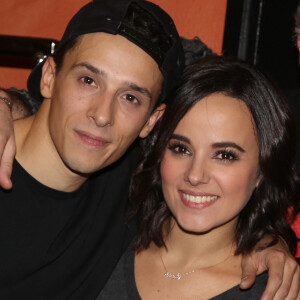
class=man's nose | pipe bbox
[87,93,114,127]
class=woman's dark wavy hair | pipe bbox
[130,55,299,255]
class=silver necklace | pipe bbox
[159,248,234,281]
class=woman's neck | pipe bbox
[135,216,242,300]
[161,217,238,270]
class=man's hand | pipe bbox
[241,237,300,300]
[0,93,16,189]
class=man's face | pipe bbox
[41,32,164,175]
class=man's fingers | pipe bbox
[260,252,286,300]
[285,265,300,300]
[240,237,300,299]
[0,174,13,190]
[0,97,16,190]
[0,137,15,190]
[273,260,299,300]
[240,254,259,290]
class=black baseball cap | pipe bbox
[27,0,184,102]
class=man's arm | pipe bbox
[241,237,300,300]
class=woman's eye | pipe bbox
[168,143,191,156]
[215,150,238,162]
[80,76,96,86]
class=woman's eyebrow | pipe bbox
[212,142,245,152]
[170,134,190,144]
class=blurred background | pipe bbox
[0,0,227,89]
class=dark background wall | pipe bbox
[223,0,300,91]
[223,0,300,167]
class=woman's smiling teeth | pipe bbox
[182,192,218,203]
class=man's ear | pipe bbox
[40,57,56,99]
[139,103,166,138]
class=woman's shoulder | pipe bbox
[211,272,268,300]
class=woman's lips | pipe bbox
[179,190,219,209]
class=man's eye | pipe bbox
[122,94,139,104]
[80,76,96,86]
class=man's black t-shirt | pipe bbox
[0,147,137,300]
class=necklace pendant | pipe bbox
[164,272,182,280]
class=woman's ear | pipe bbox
[40,57,56,99]
[255,173,262,188]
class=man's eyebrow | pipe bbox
[212,142,245,152]
[71,62,106,77]
[125,82,152,101]
[170,134,190,144]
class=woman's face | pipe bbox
[160,93,261,233]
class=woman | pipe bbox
[98,56,299,299]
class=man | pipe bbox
[0,1,298,299]
[0,1,181,299]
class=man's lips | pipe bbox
[75,130,110,148]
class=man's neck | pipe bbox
[14,100,88,192]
